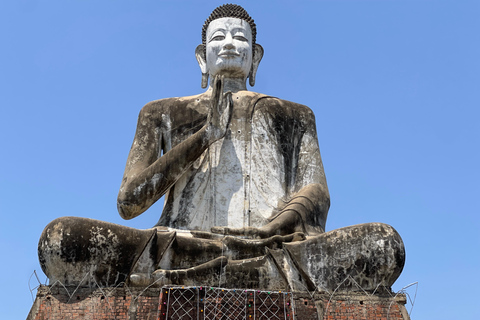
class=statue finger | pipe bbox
[241,227,273,239]
[226,91,233,113]
[281,232,306,242]
[211,226,246,236]
[211,226,226,234]
[217,76,227,117]
[212,75,222,108]
[219,74,224,96]
[254,223,301,239]
[216,75,225,108]
[257,232,306,245]
[240,229,304,240]
[221,91,233,124]
[216,226,273,239]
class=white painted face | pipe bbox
[206,17,253,79]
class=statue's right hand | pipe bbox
[207,75,233,142]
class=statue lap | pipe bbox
[38,93,405,291]
[39,216,404,291]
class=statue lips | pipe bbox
[218,50,240,58]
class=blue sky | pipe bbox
[1,1,479,319]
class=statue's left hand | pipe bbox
[211,209,305,239]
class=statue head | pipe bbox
[195,4,264,88]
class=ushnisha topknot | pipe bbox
[202,4,257,51]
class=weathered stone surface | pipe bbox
[38,217,156,287]
[285,223,405,291]
[117,91,328,235]
[37,3,406,295]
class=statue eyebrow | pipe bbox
[208,27,249,42]
[207,29,226,42]
[231,28,248,34]
[208,28,226,35]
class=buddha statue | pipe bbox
[38,4,405,292]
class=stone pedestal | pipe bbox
[28,285,410,319]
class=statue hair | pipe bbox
[202,4,257,54]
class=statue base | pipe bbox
[28,285,410,319]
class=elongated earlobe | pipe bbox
[249,44,264,87]
[195,44,209,88]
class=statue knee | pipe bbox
[284,223,405,291]
[38,216,156,287]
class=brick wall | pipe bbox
[28,285,410,320]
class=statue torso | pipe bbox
[145,91,322,231]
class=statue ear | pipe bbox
[249,44,264,87]
[195,44,209,88]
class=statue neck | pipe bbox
[208,76,247,93]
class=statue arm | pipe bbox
[284,108,330,234]
[117,106,211,219]
[118,76,233,220]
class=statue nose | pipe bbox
[223,34,235,49]
[224,42,235,49]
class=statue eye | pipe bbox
[210,35,225,42]
[233,36,248,42]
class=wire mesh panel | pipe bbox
[203,288,247,320]
[158,286,293,320]
[164,287,199,320]
[254,291,293,320]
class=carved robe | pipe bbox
[39,91,405,291]
[123,91,328,234]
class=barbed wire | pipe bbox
[28,270,417,319]
[388,281,418,319]
[321,275,418,320]
[28,270,43,302]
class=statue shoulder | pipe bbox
[253,95,316,121]
[138,94,205,119]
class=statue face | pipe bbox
[205,17,253,79]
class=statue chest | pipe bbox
[162,105,291,231]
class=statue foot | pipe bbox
[151,270,174,287]
[128,272,173,287]
[151,256,228,287]
[129,273,154,287]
